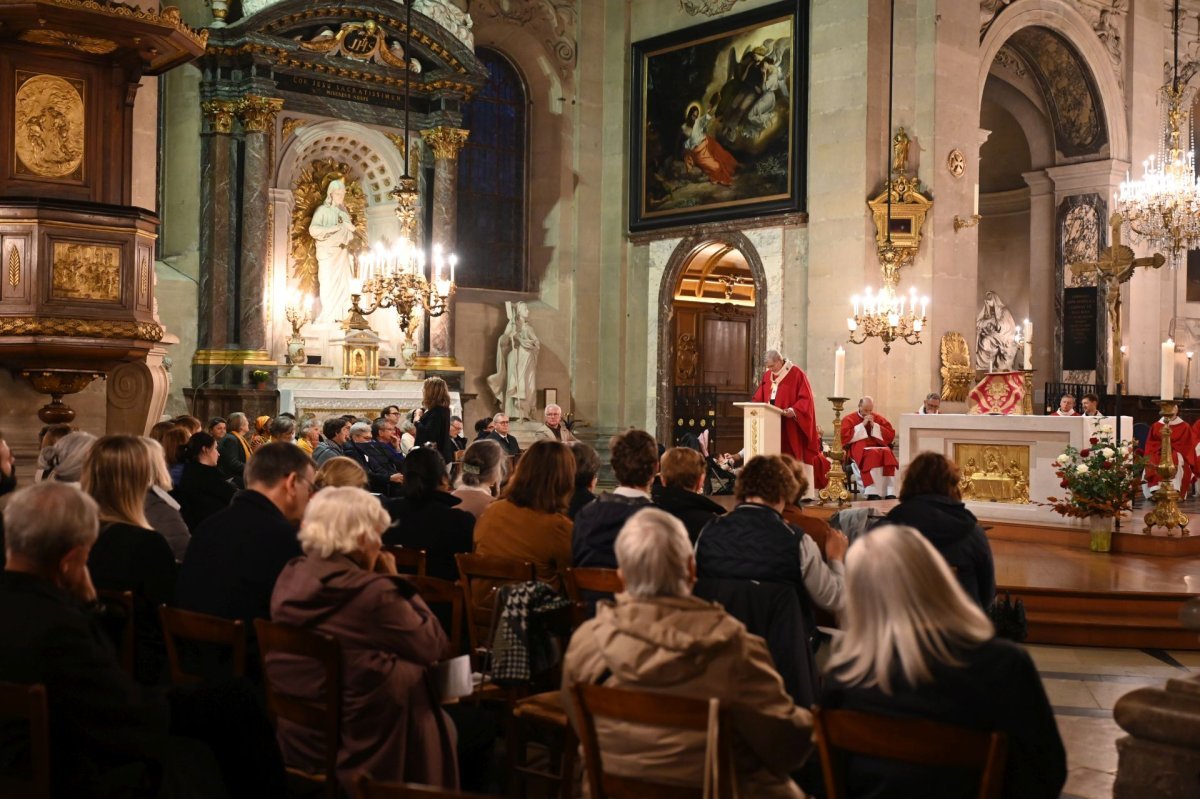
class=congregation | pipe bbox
[0,373,1065,798]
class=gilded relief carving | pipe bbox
[18,29,118,55]
[14,73,85,179]
[954,443,1030,504]
[0,316,163,341]
[51,242,121,301]
[939,332,973,402]
[139,254,150,303]
[281,117,308,142]
[676,333,698,382]
[7,245,19,289]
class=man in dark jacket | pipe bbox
[573,430,658,568]
[568,442,600,519]
[653,447,725,543]
[486,413,522,458]
[176,443,314,623]
[218,411,254,487]
[342,421,404,496]
[312,416,350,466]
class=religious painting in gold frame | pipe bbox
[952,443,1031,505]
[13,71,86,182]
[50,241,121,302]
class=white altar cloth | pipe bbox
[897,413,1133,524]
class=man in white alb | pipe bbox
[1051,395,1080,417]
[917,393,941,414]
[1080,393,1104,418]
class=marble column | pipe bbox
[1023,169,1056,391]
[197,99,238,353]
[419,127,469,367]
[236,95,283,357]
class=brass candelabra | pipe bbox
[818,397,852,507]
[1144,399,1190,536]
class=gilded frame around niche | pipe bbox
[13,71,86,182]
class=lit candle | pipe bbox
[887,312,900,327]
[1162,339,1176,399]
[448,253,457,284]
[1023,318,1032,342]
[852,295,859,316]
[920,296,928,317]
[834,346,845,397]
[349,277,363,296]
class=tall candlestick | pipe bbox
[1162,339,1176,399]
[1023,342,1032,370]
[833,346,846,397]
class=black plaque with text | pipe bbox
[1062,287,1098,371]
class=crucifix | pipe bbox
[1068,212,1165,387]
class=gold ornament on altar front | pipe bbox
[18,29,118,55]
[939,332,972,401]
[50,242,121,301]
[289,159,367,303]
[14,73,85,179]
[954,443,1030,504]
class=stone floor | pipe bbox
[1030,643,1200,799]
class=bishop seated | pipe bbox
[841,396,898,500]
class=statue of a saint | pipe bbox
[308,178,358,324]
[891,128,910,176]
[975,290,1019,372]
[486,301,540,420]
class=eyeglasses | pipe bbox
[294,473,316,494]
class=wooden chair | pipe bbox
[97,589,134,677]
[385,545,428,577]
[159,606,246,685]
[570,683,734,799]
[354,776,492,798]
[812,706,1007,799]
[0,682,50,799]
[254,620,342,799]
[510,691,577,799]
[452,553,535,669]
[564,567,624,628]
[405,576,463,659]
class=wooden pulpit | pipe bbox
[733,402,785,459]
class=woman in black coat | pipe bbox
[882,451,995,609]
[383,447,475,581]
[413,376,454,463]
[171,432,237,534]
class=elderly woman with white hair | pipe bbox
[820,525,1066,799]
[562,507,812,798]
[267,486,457,794]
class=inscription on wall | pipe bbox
[1062,286,1098,372]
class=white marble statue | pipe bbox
[487,301,540,420]
[975,290,1020,372]
[414,0,474,50]
[308,179,358,324]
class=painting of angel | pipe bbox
[630,1,807,231]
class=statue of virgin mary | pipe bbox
[308,179,358,324]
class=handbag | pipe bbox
[988,591,1028,642]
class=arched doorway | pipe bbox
[658,235,766,455]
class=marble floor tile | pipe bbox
[1084,680,1158,711]
[1062,766,1115,799]
[1044,678,1101,709]
[1055,714,1122,773]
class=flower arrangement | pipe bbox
[250,369,271,386]
[1045,424,1144,518]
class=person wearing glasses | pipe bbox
[486,413,521,458]
[176,443,315,626]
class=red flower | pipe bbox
[1060,480,1069,488]
[1080,449,1090,457]
[1090,437,1099,445]
[1136,448,1145,457]
[1103,461,1113,469]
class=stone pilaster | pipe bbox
[197,98,238,353]
[236,95,283,355]
[419,127,469,367]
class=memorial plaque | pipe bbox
[1063,286,1098,371]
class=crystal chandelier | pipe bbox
[346,0,457,333]
[1115,0,1200,265]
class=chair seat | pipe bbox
[514,691,568,727]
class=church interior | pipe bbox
[5,0,1200,796]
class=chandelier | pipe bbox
[346,0,457,334]
[1115,0,1200,265]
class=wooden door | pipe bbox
[671,301,755,456]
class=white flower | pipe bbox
[1056,454,1070,465]
[1098,424,1113,433]
[1101,448,1114,459]
[1076,464,1089,474]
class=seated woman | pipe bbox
[821,525,1066,799]
[563,508,812,798]
[315,456,369,490]
[384,448,475,581]
[170,432,236,537]
[451,439,506,519]
[141,436,192,561]
[269,487,457,794]
[882,452,995,609]
[474,440,574,592]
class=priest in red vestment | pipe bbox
[1051,395,1080,416]
[840,396,899,499]
[1144,414,1195,498]
[751,350,828,494]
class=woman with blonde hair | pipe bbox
[140,436,191,561]
[414,376,454,462]
[268,486,456,794]
[452,439,506,518]
[315,456,369,490]
[82,435,177,683]
[821,525,1065,799]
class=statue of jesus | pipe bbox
[308,178,358,324]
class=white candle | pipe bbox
[1162,339,1176,399]
[449,253,457,284]
[973,183,979,215]
[1023,342,1032,370]
[852,295,859,316]
[1023,318,1032,342]
[834,346,846,397]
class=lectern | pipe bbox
[733,402,785,459]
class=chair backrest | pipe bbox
[0,682,50,799]
[254,619,341,796]
[96,589,135,677]
[454,553,535,664]
[355,775,492,798]
[570,683,734,799]
[812,706,1007,799]
[159,605,247,685]
[384,545,428,577]
[563,567,624,602]
[405,576,464,659]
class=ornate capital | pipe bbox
[201,99,238,134]
[420,127,470,160]
[237,95,284,133]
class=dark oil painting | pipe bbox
[630,1,806,232]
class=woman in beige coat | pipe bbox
[562,508,812,798]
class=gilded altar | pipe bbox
[954,443,1030,504]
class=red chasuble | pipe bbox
[840,411,899,488]
[751,363,828,489]
[1146,417,1195,489]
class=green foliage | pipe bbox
[1044,424,1145,518]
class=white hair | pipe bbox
[49,431,97,483]
[348,421,372,440]
[826,525,992,694]
[297,486,390,559]
[764,349,783,363]
[3,482,100,568]
[544,404,562,415]
[614,508,693,599]
[492,412,509,424]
